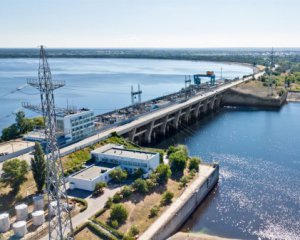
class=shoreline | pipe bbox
[169,232,237,240]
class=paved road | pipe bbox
[40,185,121,239]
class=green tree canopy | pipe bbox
[169,151,187,174]
[1,124,19,141]
[189,157,201,172]
[31,142,46,193]
[132,178,148,194]
[155,164,171,184]
[1,159,28,192]
[109,167,128,183]
[94,182,107,195]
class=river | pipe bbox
[0,58,251,131]
[156,104,300,240]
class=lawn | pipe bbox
[75,227,100,240]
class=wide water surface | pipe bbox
[157,104,300,240]
[0,58,251,131]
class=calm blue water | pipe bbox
[157,104,300,240]
[0,58,252,131]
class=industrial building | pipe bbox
[68,144,160,191]
[91,144,160,174]
[56,108,95,143]
[69,163,115,191]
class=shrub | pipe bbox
[155,164,171,184]
[105,197,113,209]
[160,191,174,206]
[110,204,128,224]
[132,178,148,194]
[113,192,123,203]
[121,186,132,198]
[146,179,157,191]
[149,205,159,218]
[189,157,201,172]
[129,225,139,236]
[123,234,135,240]
[158,150,164,164]
[110,220,119,229]
[72,197,88,212]
[179,176,189,188]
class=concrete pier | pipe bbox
[139,163,219,240]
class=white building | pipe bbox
[69,163,115,191]
[56,108,95,143]
[91,144,160,174]
[68,144,160,191]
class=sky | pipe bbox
[0,0,299,48]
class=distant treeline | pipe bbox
[1,48,300,66]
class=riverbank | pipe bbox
[222,80,287,108]
[169,232,236,240]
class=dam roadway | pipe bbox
[57,71,264,157]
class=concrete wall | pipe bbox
[222,88,287,108]
[0,146,34,163]
[139,164,219,240]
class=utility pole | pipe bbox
[131,84,142,106]
[24,46,74,239]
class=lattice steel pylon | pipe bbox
[25,46,74,239]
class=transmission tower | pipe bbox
[24,46,74,239]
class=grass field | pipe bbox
[75,227,100,240]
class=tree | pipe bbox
[31,142,46,193]
[109,167,127,183]
[112,192,122,203]
[166,146,176,156]
[110,203,128,224]
[169,151,187,174]
[1,159,28,193]
[15,111,28,134]
[155,164,171,184]
[132,178,148,194]
[94,182,107,196]
[176,145,188,157]
[133,168,144,179]
[160,191,174,206]
[1,124,19,141]
[31,116,45,128]
[189,157,201,172]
